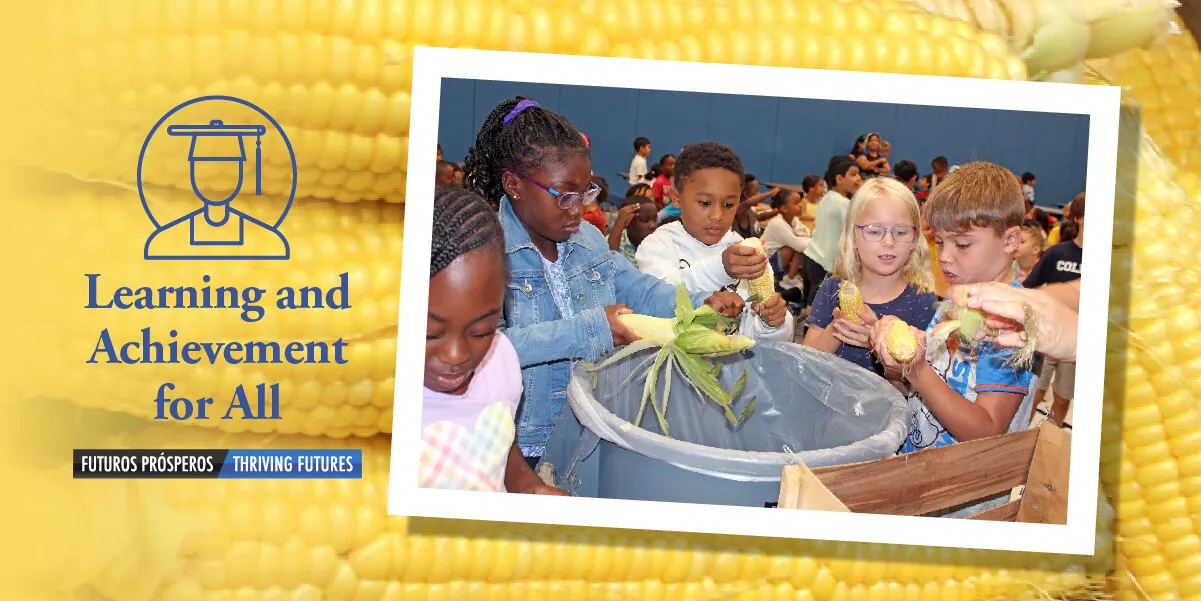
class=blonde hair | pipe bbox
[1020,223,1045,254]
[924,161,1025,235]
[833,177,935,294]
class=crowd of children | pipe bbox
[423,96,1083,515]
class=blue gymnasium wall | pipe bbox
[437,78,1090,210]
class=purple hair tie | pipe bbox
[503,99,540,126]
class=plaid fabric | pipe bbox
[619,230,638,267]
[419,401,515,492]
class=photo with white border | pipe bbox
[391,46,1120,557]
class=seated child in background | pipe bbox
[581,175,610,232]
[609,194,659,268]
[760,188,812,291]
[799,174,824,224]
[421,187,567,496]
[1013,220,1044,282]
[636,141,794,342]
[803,177,937,386]
[869,162,1037,462]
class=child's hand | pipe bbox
[705,290,745,318]
[829,305,878,348]
[604,303,640,347]
[870,315,927,373]
[752,293,788,328]
[723,243,767,281]
[615,204,639,229]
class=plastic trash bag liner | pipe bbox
[552,341,909,492]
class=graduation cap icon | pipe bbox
[166,119,268,197]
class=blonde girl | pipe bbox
[803,177,938,379]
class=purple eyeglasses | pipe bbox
[504,168,601,210]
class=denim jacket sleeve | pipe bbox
[498,306,613,367]
[612,248,711,317]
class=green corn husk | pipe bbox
[591,283,757,437]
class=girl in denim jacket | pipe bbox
[462,97,742,467]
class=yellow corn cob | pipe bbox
[2,407,1115,601]
[0,0,1027,205]
[1087,17,1201,183]
[737,238,777,301]
[885,319,918,362]
[839,280,866,324]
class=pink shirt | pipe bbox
[419,332,523,492]
[422,332,522,430]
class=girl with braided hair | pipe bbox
[464,97,743,467]
[421,187,567,496]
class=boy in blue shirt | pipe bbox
[869,162,1037,516]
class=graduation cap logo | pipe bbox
[141,102,293,261]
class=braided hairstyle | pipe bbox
[462,97,589,210]
[430,187,506,278]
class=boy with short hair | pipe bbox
[1021,172,1037,205]
[800,155,863,308]
[869,162,1038,516]
[629,136,651,185]
[636,141,794,342]
[930,156,949,188]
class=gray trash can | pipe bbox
[541,341,909,508]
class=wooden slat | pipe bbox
[968,499,1021,522]
[1017,423,1071,524]
[811,428,1039,516]
[777,464,852,512]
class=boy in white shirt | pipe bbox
[628,137,651,185]
[635,141,794,342]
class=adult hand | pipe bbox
[723,243,768,280]
[705,290,746,318]
[604,304,640,347]
[951,282,1079,362]
[752,293,788,328]
[870,315,928,373]
[829,305,879,348]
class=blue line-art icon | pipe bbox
[138,95,297,261]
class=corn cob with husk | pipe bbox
[899,0,1179,79]
[2,0,1201,600]
[588,283,757,436]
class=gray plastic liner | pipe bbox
[557,341,909,486]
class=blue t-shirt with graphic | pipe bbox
[807,277,939,377]
[900,279,1036,454]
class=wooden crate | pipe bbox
[777,422,1071,523]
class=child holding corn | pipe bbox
[634,141,793,342]
[868,162,1037,459]
[421,187,567,496]
[802,177,937,382]
[462,97,742,466]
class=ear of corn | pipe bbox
[885,319,919,362]
[839,280,867,324]
[737,238,777,302]
[1086,16,1201,186]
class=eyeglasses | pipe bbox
[856,224,918,244]
[503,168,601,210]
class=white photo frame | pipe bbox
[392,46,1120,556]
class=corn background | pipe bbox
[0,0,1199,600]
